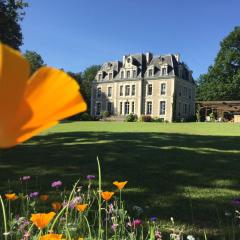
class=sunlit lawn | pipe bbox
[1,122,240,237]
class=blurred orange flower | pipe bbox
[52,202,62,212]
[5,193,18,201]
[39,195,49,201]
[113,181,128,190]
[30,212,56,229]
[0,43,87,149]
[40,234,62,240]
[101,191,114,201]
[75,204,88,212]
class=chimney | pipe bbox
[174,53,180,62]
[122,55,127,65]
[146,52,153,64]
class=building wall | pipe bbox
[142,77,175,121]
[175,77,196,120]
[91,53,196,122]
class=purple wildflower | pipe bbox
[150,216,157,222]
[29,192,39,198]
[108,203,114,214]
[51,180,62,188]
[231,198,240,206]
[23,231,30,240]
[20,176,31,181]
[69,196,82,209]
[155,230,162,240]
[86,175,95,180]
[111,223,118,232]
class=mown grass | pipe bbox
[1,122,240,237]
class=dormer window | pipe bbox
[133,70,137,78]
[126,70,131,78]
[149,69,153,77]
[109,72,113,80]
[162,68,167,76]
[127,58,131,63]
[98,74,102,81]
[120,71,124,79]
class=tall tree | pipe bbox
[24,50,45,74]
[69,65,100,113]
[0,0,28,49]
[197,26,240,100]
[81,65,101,110]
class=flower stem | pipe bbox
[0,195,8,240]
[97,156,102,240]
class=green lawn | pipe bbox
[1,122,240,237]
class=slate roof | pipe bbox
[96,53,193,82]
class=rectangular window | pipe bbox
[182,87,187,97]
[133,70,137,78]
[178,102,181,116]
[109,73,113,80]
[131,85,136,96]
[125,85,130,96]
[160,101,166,115]
[146,101,152,115]
[161,83,166,95]
[108,87,112,97]
[107,102,112,113]
[131,102,135,113]
[120,102,122,115]
[179,87,182,96]
[124,102,130,115]
[97,87,101,98]
[96,103,101,115]
[121,71,124,79]
[126,70,131,78]
[98,74,102,81]
[147,84,152,95]
[149,69,153,77]
[184,103,187,114]
[120,86,123,96]
[162,68,167,76]
[188,89,192,99]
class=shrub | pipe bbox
[79,112,92,121]
[125,113,138,122]
[100,111,110,119]
[140,115,152,122]
[153,117,164,122]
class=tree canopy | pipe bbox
[0,0,28,49]
[23,50,45,74]
[69,65,100,113]
[197,26,240,100]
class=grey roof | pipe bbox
[100,61,122,72]
[96,52,194,82]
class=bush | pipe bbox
[140,115,152,122]
[79,112,92,121]
[153,117,164,122]
[125,113,138,122]
[100,111,110,118]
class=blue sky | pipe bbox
[21,0,240,79]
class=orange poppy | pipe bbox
[39,195,49,201]
[101,191,114,201]
[52,202,62,212]
[40,234,62,240]
[5,193,18,201]
[0,43,87,149]
[30,212,56,229]
[75,204,88,212]
[113,181,128,190]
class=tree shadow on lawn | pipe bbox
[1,131,240,232]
